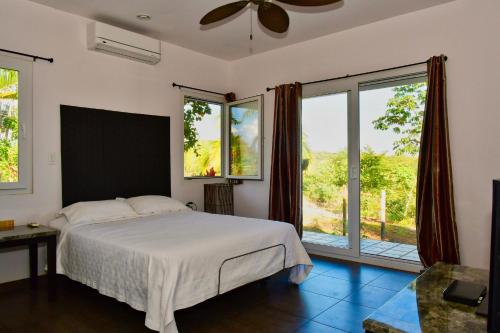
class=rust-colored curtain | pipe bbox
[416,55,460,267]
[269,83,303,237]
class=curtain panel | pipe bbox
[416,55,460,267]
[268,82,303,238]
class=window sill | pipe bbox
[0,188,33,195]
[184,176,225,180]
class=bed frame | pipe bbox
[60,105,171,207]
[60,104,288,295]
[217,244,286,294]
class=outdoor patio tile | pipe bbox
[362,243,389,249]
[392,245,417,252]
[376,242,401,249]
[361,248,385,255]
[360,240,381,249]
[362,246,392,253]
[378,252,404,259]
[382,248,412,255]
[400,253,421,262]
[391,244,414,250]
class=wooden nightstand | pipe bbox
[0,226,59,301]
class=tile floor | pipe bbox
[0,255,418,333]
[303,231,421,262]
[290,256,418,332]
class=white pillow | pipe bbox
[124,195,189,216]
[59,200,138,225]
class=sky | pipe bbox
[194,103,221,141]
[190,85,424,155]
[193,101,259,146]
[302,86,418,155]
[230,101,259,146]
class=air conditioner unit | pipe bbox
[87,22,161,65]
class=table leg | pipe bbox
[47,236,56,301]
[29,242,38,290]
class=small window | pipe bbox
[183,96,223,178]
[0,55,32,193]
[226,95,263,180]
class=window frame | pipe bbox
[182,92,225,179]
[0,54,33,194]
[225,95,264,180]
[301,64,428,270]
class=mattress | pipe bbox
[55,211,312,333]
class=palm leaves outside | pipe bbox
[183,98,260,177]
[0,67,19,182]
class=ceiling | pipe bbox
[28,0,455,60]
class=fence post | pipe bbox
[380,190,386,240]
[342,198,347,236]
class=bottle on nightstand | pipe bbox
[0,219,14,231]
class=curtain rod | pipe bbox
[0,48,54,63]
[172,83,225,96]
[265,56,447,92]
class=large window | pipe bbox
[183,94,263,180]
[0,55,32,193]
[183,96,223,178]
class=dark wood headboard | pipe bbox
[60,105,171,207]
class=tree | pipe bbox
[360,147,388,192]
[0,68,19,182]
[183,98,212,156]
[372,83,427,156]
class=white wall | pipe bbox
[229,0,500,270]
[1,0,497,283]
[0,0,230,283]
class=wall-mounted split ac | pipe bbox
[87,22,161,65]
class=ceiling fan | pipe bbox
[200,0,342,34]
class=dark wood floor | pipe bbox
[0,256,417,333]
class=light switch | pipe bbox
[48,152,57,165]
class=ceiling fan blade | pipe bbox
[275,0,342,6]
[200,1,249,25]
[258,2,289,33]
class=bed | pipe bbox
[51,210,311,333]
[57,105,312,333]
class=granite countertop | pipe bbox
[363,262,488,333]
[0,225,59,242]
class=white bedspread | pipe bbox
[56,211,312,333]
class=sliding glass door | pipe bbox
[359,76,426,262]
[302,92,352,252]
[301,66,426,267]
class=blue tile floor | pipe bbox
[175,255,419,333]
[292,256,417,333]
